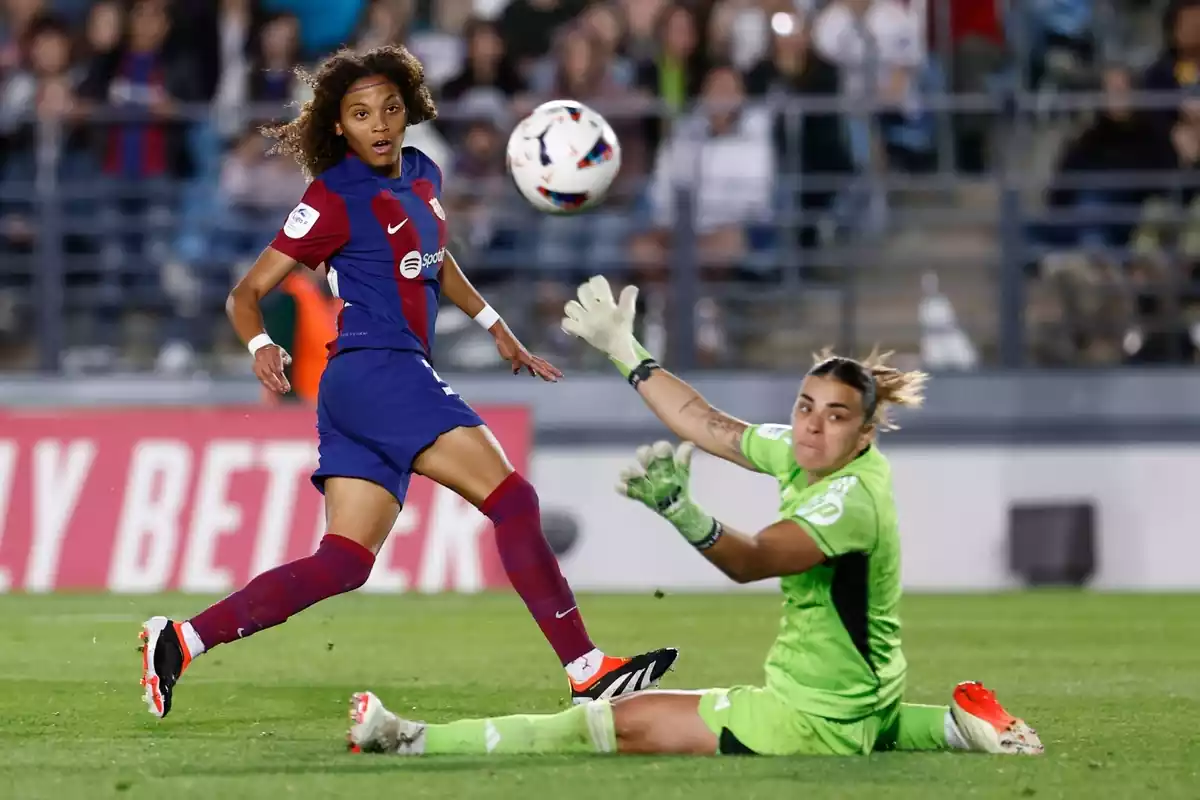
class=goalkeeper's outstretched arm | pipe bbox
[620,442,825,583]
[630,366,757,472]
[560,277,757,472]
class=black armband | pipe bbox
[627,358,661,389]
[693,519,723,551]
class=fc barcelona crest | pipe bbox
[428,197,446,220]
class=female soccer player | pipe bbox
[345,276,1044,758]
[139,54,677,719]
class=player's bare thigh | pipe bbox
[323,477,401,554]
[412,425,514,507]
[610,690,719,755]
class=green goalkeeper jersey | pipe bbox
[740,423,906,720]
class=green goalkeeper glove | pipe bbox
[560,275,654,378]
[616,441,722,549]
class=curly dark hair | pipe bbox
[263,45,437,179]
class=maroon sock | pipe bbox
[482,472,594,665]
[189,534,374,651]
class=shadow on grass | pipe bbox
[163,750,970,781]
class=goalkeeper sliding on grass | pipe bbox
[347,276,1044,758]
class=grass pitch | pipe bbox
[0,591,1197,799]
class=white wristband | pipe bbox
[473,304,501,331]
[247,333,275,355]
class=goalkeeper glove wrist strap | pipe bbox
[628,358,660,389]
[693,518,723,551]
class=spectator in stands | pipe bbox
[615,0,665,64]
[746,8,851,269]
[812,0,927,171]
[924,0,1007,172]
[1022,0,1095,90]
[1039,60,1200,367]
[1124,193,1200,364]
[79,0,199,182]
[213,11,305,140]
[352,0,408,52]
[1142,0,1200,138]
[0,0,48,346]
[522,3,643,116]
[182,0,266,109]
[249,13,305,106]
[498,0,587,78]
[0,11,88,339]
[442,16,523,101]
[79,0,122,88]
[0,0,45,77]
[704,0,776,72]
[577,1,634,88]
[75,0,201,357]
[1036,251,1131,366]
[0,13,89,173]
[633,63,776,364]
[1042,65,1178,251]
[1125,76,1200,365]
[259,0,364,59]
[440,16,523,144]
[636,3,705,157]
[747,6,841,104]
[422,0,476,36]
[76,0,121,196]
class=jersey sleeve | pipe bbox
[792,475,878,557]
[739,423,796,477]
[269,180,350,269]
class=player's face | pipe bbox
[790,375,875,477]
[336,75,407,175]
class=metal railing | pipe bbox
[2,21,1198,372]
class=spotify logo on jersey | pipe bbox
[399,248,446,279]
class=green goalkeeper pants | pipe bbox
[697,686,949,756]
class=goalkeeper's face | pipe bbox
[790,375,875,476]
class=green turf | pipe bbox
[0,591,1197,799]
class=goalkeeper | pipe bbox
[346,276,1044,758]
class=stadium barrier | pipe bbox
[0,406,528,594]
[0,406,1195,593]
[542,446,1198,592]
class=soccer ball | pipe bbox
[506,100,622,214]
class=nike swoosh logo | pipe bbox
[555,606,577,619]
[387,220,407,234]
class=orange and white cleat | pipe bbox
[568,648,678,705]
[139,616,193,719]
[951,681,1044,755]
[348,691,426,755]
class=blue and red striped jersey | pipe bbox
[270,148,448,358]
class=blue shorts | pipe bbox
[313,348,484,504]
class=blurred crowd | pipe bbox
[0,0,1195,374]
[1033,0,1200,366]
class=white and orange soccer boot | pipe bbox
[139,616,194,719]
[951,680,1044,755]
[348,691,426,755]
[568,648,678,705]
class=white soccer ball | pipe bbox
[506,99,622,214]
